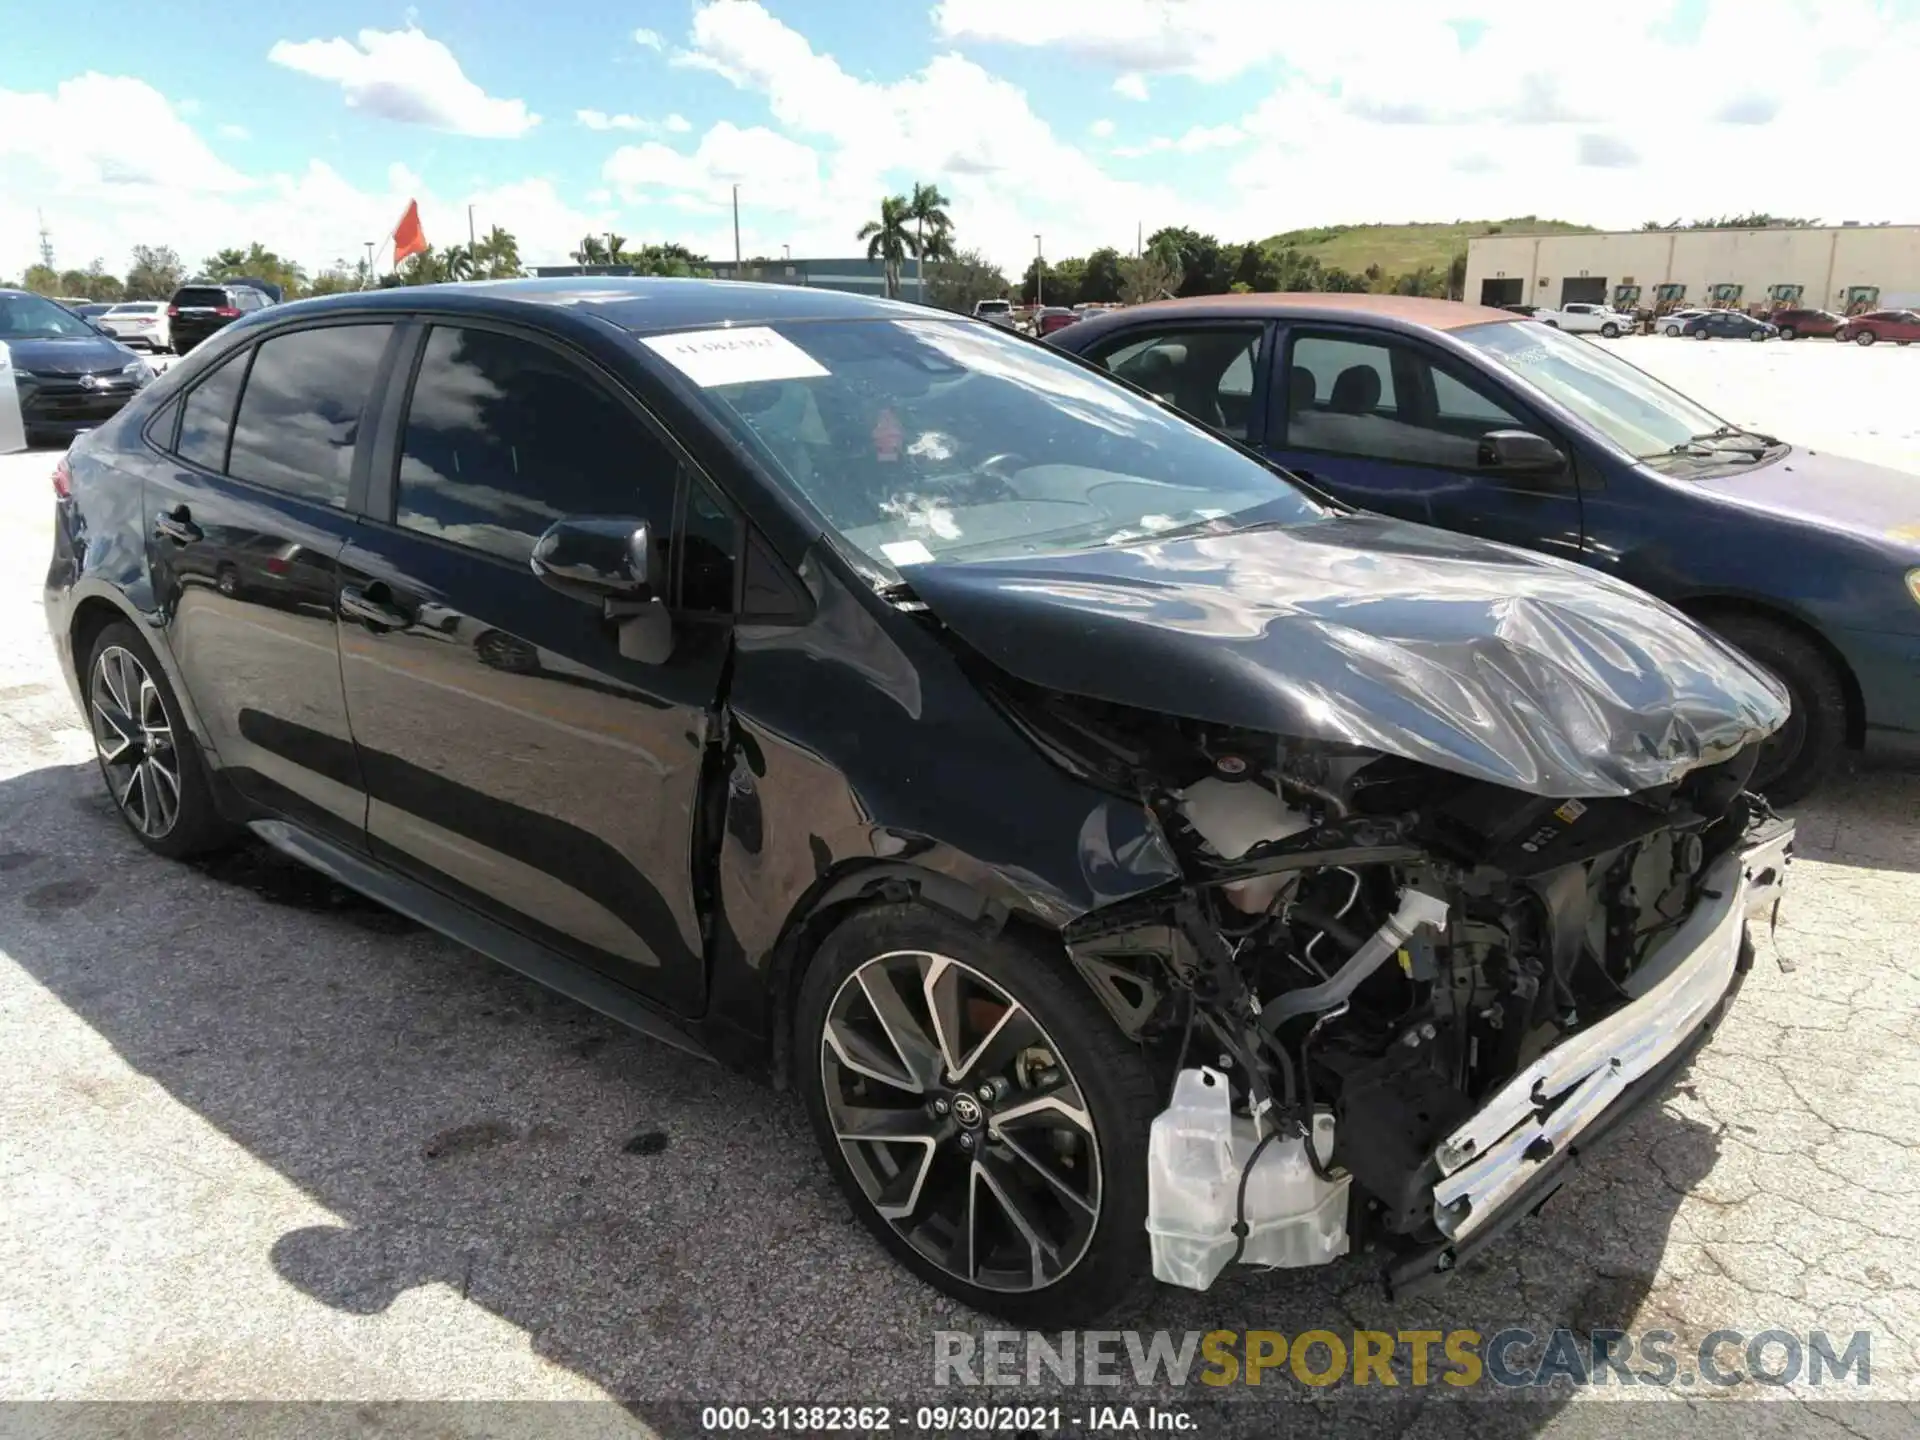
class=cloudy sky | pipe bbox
[3,0,1917,281]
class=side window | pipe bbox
[227,323,394,507]
[396,325,689,571]
[175,352,248,472]
[1088,325,1264,440]
[1283,332,1525,470]
[679,475,739,614]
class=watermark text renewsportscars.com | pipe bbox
[934,1328,1872,1390]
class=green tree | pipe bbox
[1320,266,1370,293]
[21,264,59,296]
[571,234,612,266]
[924,247,1009,314]
[1048,257,1088,308]
[203,242,307,298]
[1145,226,1232,296]
[1231,242,1282,292]
[474,224,523,279]
[1119,250,1179,305]
[1078,247,1126,304]
[305,263,361,296]
[628,242,712,277]
[80,259,125,302]
[56,269,90,297]
[906,182,953,301]
[440,244,476,282]
[1446,249,1468,300]
[1018,257,1052,307]
[124,244,185,300]
[857,194,918,299]
[1393,265,1445,298]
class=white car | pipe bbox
[972,298,1015,327]
[1535,302,1635,336]
[99,301,170,352]
[1657,308,1710,337]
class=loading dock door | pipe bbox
[1561,276,1608,305]
[1479,277,1522,307]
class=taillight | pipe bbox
[215,306,240,318]
[166,305,180,317]
[52,456,72,500]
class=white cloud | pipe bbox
[605,122,822,213]
[1114,123,1245,158]
[577,109,651,131]
[1090,118,1114,138]
[218,123,250,140]
[0,74,606,281]
[665,112,693,132]
[1112,72,1149,101]
[670,1,1182,265]
[268,26,538,137]
[938,0,1285,80]
[633,27,665,50]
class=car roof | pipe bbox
[269,276,939,334]
[1062,291,1521,339]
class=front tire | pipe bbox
[1694,328,1710,340]
[1601,322,1620,338]
[85,621,238,857]
[1779,326,1797,340]
[796,902,1159,1324]
[1706,614,1849,805]
[1856,329,1877,346]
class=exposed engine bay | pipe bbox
[996,679,1793,1292]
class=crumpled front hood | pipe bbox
[908,514,1789,797]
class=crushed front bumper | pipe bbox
[1385,815,1793,1297]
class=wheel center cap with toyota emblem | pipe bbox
[950,1093,984,1128]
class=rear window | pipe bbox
[172,288,229,308]
[109,303,161,315]
[976,300,1010,313]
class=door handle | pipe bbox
[153,505,201,544]
[339,584,413,631]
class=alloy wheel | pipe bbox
[820,949,1101,1294]
[90,645,181,839]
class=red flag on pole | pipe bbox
[392,200,427,265]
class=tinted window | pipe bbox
[226,324,393,506]
[1090,325,1264,440]
[396,326,684,566]
[175,354,247,471]
[1283,332,1524,469]
[172,288,230,308]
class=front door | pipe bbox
[142,321,398,850]
[1261,326,1586,561]
[336,322,734,1014]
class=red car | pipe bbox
[1035,306,1079,336]
[1767,306,1843,340]
[1836,309,1920,346]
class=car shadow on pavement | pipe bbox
[0,759,1741,1435]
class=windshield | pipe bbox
[0,293,97,340]
[647,317,1326,567]
[1458,319,1732,459]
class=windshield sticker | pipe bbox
[880,539,935,567]
[641,326,829,387]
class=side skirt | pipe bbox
[249,819,717,1064]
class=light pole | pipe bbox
[467,204,476,278]
[362,240,374,289]
[782,243,791,261]
[1034,233,1044,308]
[732,184,742,268]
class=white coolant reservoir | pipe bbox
[1145,1067,1350,1291]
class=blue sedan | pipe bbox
[1049,293,1920,799]
[1681,310,1778,341]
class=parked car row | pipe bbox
[48,277,1816,1325]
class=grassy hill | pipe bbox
[1259,218,1597,277]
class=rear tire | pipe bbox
[1694,328,1710,340]
[1779,326,1797,340]
[1705,614,1849,805]
[1856,329,1877,346]
[796,901,1159,1325]
[85,621,239,858]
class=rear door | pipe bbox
[336,320,735,1014]
[141,319,400,849]
[1262,325,1585,559]
[1078,321,1271,444]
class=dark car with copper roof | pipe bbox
[1049,292,1920,800]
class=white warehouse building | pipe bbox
[1465,224,1920,315]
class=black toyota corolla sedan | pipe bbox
[46,279,1793,1322]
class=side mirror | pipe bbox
[530,517,656,601]
[1477,429,1567,476]
[89,320,114,336]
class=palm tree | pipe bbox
[571,234,610,266]
[477,224,522,279]
[440,244,476,282]
[858,195,918,299]
[907,182,952,301]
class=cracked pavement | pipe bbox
[2,338,1918,1435]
